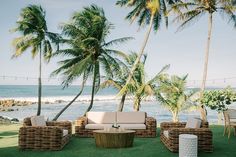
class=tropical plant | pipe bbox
[116,0,170,96]
[201,87,236,113]
[102,52,169,111]
[129,53,170,111]
[51,5,132,116]
[199,87,236,123]
[12,5,59,115]
[155,74,196,122]
[169,0,236,121]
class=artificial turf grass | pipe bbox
[0,124,235,157]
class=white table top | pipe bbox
[179,134,197,139]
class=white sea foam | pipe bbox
[0,95,156,103]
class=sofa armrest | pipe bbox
[47,121,72,135]
[75,116,87,129]
[19,126,64,147]
[145,117,156,130]
[167,128,213,145]
[169,127,212,135]
[160,122,186,132]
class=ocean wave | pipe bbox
[0,95,156,103]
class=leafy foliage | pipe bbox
[200,87,236,113]
[155,74,196,122]
[52,5,132,113]
[169,0,236,31]
[116,0,170,31]
[12,4,60,60]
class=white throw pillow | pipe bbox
[31,116,46,127]
[185,117,201,128]
[63,129,68,136]
[163,130,169,138]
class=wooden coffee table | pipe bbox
[93,129,135,148]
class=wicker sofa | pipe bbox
[160,121,213,153]
[75,112,156,137]
[19,117,72,150]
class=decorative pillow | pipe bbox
[185,117,202,128]
[63,129,68,136]
[163,130,169,138]
[30,116,46,126]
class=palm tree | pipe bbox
[102,52,169,111]
[169,0,236,121]
[129,53,170,111]
[52,5,132,116]
[156,74,195,122]
[116,0,169,95]
[12,5,59,115]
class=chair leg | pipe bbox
[228,127,231,139]
[223,126,227,136]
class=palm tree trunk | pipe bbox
[117,94,126,112]
[84,66,97,115]
[52,83,85,121]
[134,97,141,111]
[172,111,179,122]
[121,14,154,92]
[199,13,213,122]
[37,45,42,116]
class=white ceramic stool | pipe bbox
[179,134,198,157]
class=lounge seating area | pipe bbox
[16,112,218,154]
[75,112,156,137]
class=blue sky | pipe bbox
[0,0,236,87]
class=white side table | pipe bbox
[179,134,198,157]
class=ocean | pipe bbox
[0,85,235,123]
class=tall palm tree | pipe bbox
[52,5,132,116]
[169,0,236,121]
[116,0,169,95]
[156,74,195,122]
[12,5,59,115]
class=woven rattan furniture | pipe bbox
[179,134,198,157]
[160,122,213,153]
[19,117,72,150]
[93,129,135,148]
[75,112,156,137]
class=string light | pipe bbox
[1,75,236,86]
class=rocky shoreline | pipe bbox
[0,116,19,124]
[0,99,35,112]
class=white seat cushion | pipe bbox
[185,117,202,128]
[30,116,46,127]
[63,129,68,136]
[117,112,146,124]
[85,124,113,130]
[163,130,169,138]
[118,124,146,130]
[87,112,116,124]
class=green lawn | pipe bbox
[0,124,235,157]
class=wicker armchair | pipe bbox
[160,122,213,153]
[75,116,156,137]
[19,117,72,150]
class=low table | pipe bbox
[93,129,135,148]
[179,134,198,157]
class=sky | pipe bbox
[0,0,236,87]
